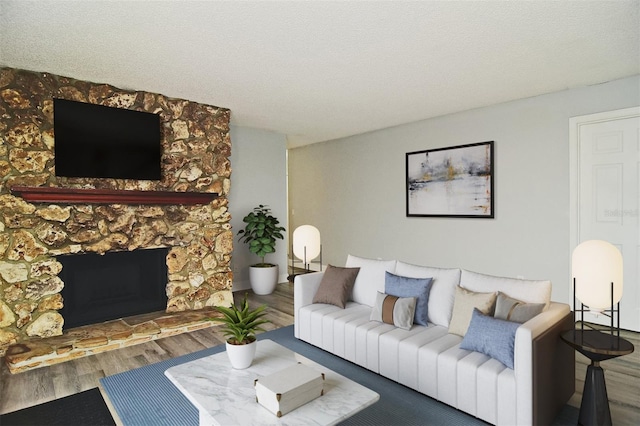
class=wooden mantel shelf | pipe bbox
[9,186,218,205]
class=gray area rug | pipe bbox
[100,325,579,425]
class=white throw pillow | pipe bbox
[459,269,551,309]
[395,261,461,327]
[345,254,397,307]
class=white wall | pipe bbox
[229,125,288,291]
[288,75,640,304]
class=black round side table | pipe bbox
[561,329,634,426]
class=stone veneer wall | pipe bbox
[0,68,234,355]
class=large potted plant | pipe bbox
[210,293,270,369]
[238,204,286,295]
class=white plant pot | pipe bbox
[249,265,278,295]
[225,340,257,369]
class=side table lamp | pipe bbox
[563,240,634,426]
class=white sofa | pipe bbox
[294,255,575,425]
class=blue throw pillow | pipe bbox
[385,272,433,326]
[460,308,520,369]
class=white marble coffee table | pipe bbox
[164,339,379,426]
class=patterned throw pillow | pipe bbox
[370,292,417,330]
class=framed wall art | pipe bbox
[406,141,494,218]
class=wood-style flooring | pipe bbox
[1,282,639,425]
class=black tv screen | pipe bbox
[53,98,162,180]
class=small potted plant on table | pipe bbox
[211,293,270,369]
[238,204,286,295]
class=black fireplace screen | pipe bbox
[58,247,169,329]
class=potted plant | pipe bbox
[238,204,286,295]
[210,293,270,369]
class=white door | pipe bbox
[570,107,640,332]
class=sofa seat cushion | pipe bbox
[354,321,396,372]
[378,323,445,385]
[297,302,369,350]
[434,341,516,424]
[417,333,462,398]
[296,303,344,348]
[394,262,461,328]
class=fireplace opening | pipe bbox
[58,248,169,329]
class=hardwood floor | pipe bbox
[1,282,639,425]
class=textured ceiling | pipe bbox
[1,1,639,147]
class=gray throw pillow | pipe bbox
[312,265,360,308]
[494,292,545,323]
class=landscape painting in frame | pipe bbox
[406,141,494,218]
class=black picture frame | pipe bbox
[406,141,494,218]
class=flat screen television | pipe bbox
[53,98,162,180]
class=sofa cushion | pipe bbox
[460,269,551,309]
[385,271,433,326]
[394,262,461,327]
[494,292,545,323]
[461,308,520,369]
[312,264,360,308]
[345,254,397,307]
[448,286,497,337]
[370,292,416,330]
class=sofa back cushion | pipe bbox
[460,270,551,309]
[345,254,397,307]
[395,261,461,327]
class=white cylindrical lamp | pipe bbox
[572,240,623,312]
[293,225,321,266]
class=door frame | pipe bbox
[569,106,640,309]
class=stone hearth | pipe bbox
[4,306,223,374]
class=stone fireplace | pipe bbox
[0,68,234,361]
